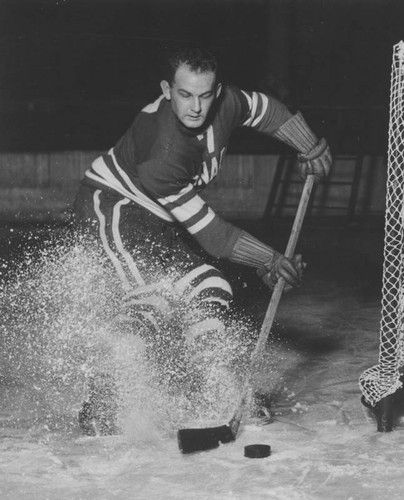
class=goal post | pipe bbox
[359,41,404,431]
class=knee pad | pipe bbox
[116,282,174,338]
[174,264,233,308]
[185,316,226,345]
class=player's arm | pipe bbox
[155,181,303,290]
[272,111,332,182]
[236,87,332,181]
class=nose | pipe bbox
[191,96,201,113]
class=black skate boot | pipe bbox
[79,374,119,436]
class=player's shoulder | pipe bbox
[220,85,244,105]
[215,85,250,125]
[141,94,166,114]
[137,95,175,135]
[129,95,175,148]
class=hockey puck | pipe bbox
[244,444,271,459]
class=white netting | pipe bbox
[359,41,404,406]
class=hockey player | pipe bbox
[74,47,332,435]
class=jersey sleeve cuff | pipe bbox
[228,230,278,268]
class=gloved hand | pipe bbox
[298,137,332,182]
[257,253,305,291]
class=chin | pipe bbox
[184,117,205,128]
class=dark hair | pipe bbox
[163,46,219,84]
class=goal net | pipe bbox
[359,41,404,407]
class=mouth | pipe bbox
[181,114,205,129]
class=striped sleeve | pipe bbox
[234,87,293,135]
[157,183,241,258]
[158,184,214,235]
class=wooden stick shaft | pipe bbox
[254,174,315,355]
[229,175,315,434]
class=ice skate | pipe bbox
[78,374,119,437]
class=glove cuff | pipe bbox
[298,137,329,163]
[229,230,278,268]
[273,111,318,154]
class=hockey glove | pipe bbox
[298,137,332,181]
[273,111,332,182]
[257,253,305,291]
[229,231,305,291]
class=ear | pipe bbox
[215,83,222,98]
[160,80,171,100]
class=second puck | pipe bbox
[244,444,271,459]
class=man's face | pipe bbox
[161,63,221,129]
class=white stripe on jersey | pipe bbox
[251,94,269,127]
[112,198,145,287]
[242,91,258,126]
[185,276,233,303]
[158,184,215,234]
[197,125,215,153]
[210,157,219,178]
[92,156,120,184]
[124,296,172,316]
[241,90,268,128]
[241,90,252,109]
[249,93,259,125]
[174,264,214,296]
[109,149,169,217]
[199,162,211,185]
[86,154,174,222]
[168,195,206,223]
[206,125,215,153]
[185,317,225,344]
[187,208,215,235]
[93,190,132,291]
[124,280,174,300]
[142,95,165,113]
[199,296,230,308]
[158,183,194,204]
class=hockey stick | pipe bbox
[177,174,316,454]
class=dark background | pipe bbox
[0,0,403,153]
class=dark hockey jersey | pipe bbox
[84,86,292,259]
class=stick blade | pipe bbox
[177,425,235,454]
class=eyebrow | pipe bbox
[178,89,214,97]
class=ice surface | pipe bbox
[1,223,403,500]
